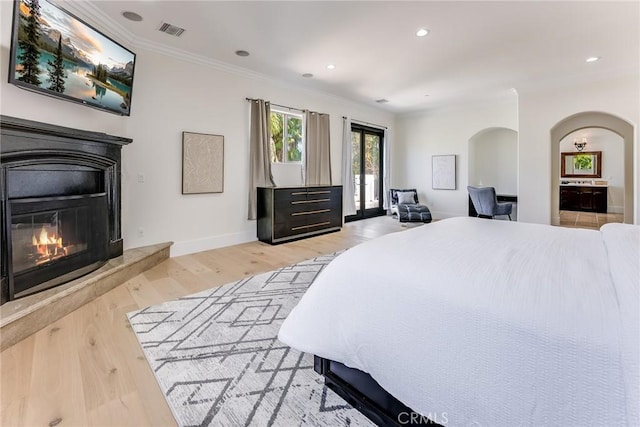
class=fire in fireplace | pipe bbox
[12,207,89,274]
[31,226,72,265]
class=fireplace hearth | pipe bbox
[1,116,131,304]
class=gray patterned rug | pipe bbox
[127,252,372,427]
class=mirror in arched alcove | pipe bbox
[558,128,624,229]
[468,127,518,220]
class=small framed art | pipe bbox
[182,132,224,194]
[432,155,456,190]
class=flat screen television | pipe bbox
[9,0,136,116]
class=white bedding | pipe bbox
[278,217,640,426]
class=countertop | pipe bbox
[560,183,608,188]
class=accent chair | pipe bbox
[389,188,432,223]
[467,186,512,220]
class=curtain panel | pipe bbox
[382,128,391,210]
[305,111,332,186]
[247,99,275,220]
[341,117,357,216]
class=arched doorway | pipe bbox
[550,112,634,225]
[468,127,518,219]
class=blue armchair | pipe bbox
[467,186,512,220]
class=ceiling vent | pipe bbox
[375,99,389,104]
[158,22,185,37]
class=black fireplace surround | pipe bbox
[1,116,131,304]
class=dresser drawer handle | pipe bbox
[291,221,331,231]
[291,199,330,204]
[291,209,331,216]
[290,190,331,196]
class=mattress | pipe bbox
[278,217,639,426]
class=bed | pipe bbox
[278,217,639,426]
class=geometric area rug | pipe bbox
[127,252,373,427]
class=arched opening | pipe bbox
[468,127,518,220]
[558,128,624,228]
[550,112,634,225]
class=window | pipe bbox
[270,110,303,163]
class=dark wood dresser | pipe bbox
[257,186,343,244]
[559,185,607,213]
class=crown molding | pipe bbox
[133,38,271,83]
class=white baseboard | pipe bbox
[431,210,467,220]
[170,229,256,257]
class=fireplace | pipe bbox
[1,116,131,304]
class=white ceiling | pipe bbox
[63,1,639,113]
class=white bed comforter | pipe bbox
[278,217,639,426]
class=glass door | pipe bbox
[346,124,384,221]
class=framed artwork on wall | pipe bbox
[432,154,456,190]
[182,132,224,194]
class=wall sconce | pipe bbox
[574,137,587,151]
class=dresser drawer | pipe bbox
[273,187,333,203]
[275,196,334,210]
[274,199,338,219]
[273,211,341,239]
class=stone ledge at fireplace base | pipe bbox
[0,242,172,352]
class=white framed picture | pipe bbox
[182,132,224,194]
[432,155,456,190]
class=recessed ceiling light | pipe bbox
[122,11,143,22]
[302,73,313,78]
[416,28,429,37]
[327,64,336,70]
[235,50,250,57]
[586,56,600,63]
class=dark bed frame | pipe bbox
[314,356,442,426]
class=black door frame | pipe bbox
[345,124,385,222]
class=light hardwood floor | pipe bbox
[559,210,623,230]
[1,216,415,427]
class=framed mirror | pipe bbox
[561,151,602,178]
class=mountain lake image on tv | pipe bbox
[10,0,136,115]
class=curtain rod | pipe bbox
[343,116,387,130]
[245,97,305,113]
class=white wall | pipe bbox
[469,128,518,195]
[271,163,304,186]
[394,97,518,218]
[559,130,625,213]
[518,75,639,224]
[0,2,394,256]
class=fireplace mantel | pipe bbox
[1,116,132,304]
[0,115,132,146]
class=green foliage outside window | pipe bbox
[270,112,303,162]
[351,132,380,177]
[574,154,593,170]
[364,134,380,176]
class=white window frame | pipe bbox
[271,108,305,164]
